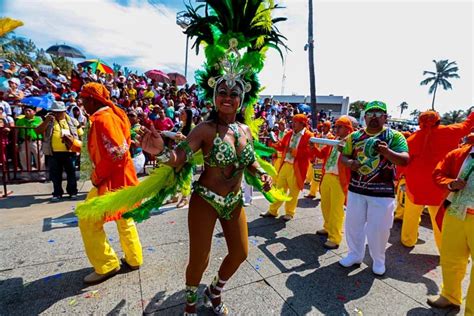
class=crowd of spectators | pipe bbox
[0,58,355,184]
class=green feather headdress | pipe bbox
[184,0,288,109]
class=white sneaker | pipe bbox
[338,255,362,268]
[372,263,386,276]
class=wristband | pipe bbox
[256,167,267,177]
[156,147,172,163]
[176,140,193,162]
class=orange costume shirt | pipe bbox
[272,129,317,190]
[88,107,139,198]
[404,112,474,206]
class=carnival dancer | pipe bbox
[401,110,474,251]
[314,116,354,249]
[78,83,143,284]
[261,114,317,221]
[427,134,474,313]
[75,1,288,314]
[339,101,409,276]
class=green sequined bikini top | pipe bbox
[205,122,255,170]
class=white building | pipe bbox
[259,94,350,118]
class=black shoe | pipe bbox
[120,258,140,271]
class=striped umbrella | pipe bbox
[77,59,114,74]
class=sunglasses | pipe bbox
[365,111,385,118]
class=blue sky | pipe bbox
[2,0,473,116]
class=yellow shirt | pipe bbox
[127,88,137,101]
[143,90,155,99]
[51,119,70,152]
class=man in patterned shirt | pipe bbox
[338,101,409,276]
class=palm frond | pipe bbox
[439,79,453,90]
[420,77,435,86]
[428,82,438,94]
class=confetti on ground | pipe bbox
[169,221,175,224]
[354,307,363,315]
[44,273,63,282]
[84,290,99,298]
[108,238,114,242]
[354,280,361,288]
[256,257,264,263]
[147,247,155,252]
[336,294,346,302]
[48,239,55,243]
[250,239,258,246]
[255,264,260,270]
[69,299,77,306]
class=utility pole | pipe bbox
[307,0,317,128]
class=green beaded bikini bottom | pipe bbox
[193,182,243,220]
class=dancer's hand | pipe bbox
[449,178,466,191]
[261,174,272,192]
[175,132,186,141]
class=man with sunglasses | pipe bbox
[338,101,409,276]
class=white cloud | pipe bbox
[5,0,472,116]
[5,0,204,74]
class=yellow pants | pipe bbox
[319,174,345,245]
[440,213,474,314]
[268,162,300,217]
[308,169,322,196]
[78,188,143,274]
[394,178,406,221]
[273,156,283,183]
[305,164,313,184]
[401,195,442,251]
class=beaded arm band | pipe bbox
[156,147,172,163]
[177,140,193,162]
[255,167,268,177]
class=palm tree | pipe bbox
[441,110,466,125]
[307,0,317,128]
[399,101,408,117]
[420,59,460,111]
[409,109,421,121]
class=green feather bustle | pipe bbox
[244,169,291,204]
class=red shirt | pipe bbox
[153,117,174,131]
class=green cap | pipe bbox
[365,101,387,113]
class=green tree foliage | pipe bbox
[349,100,367,119]
[441,109,466,125]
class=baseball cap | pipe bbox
[365,101,387,113]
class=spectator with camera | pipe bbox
[36,101,81,202]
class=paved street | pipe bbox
[0,180,468,315]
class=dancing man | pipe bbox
[78,82,143,284]
[401,110,474,251]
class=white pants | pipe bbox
[132,152,145,174]
[345,191,395,267]
[242,178,253,204]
